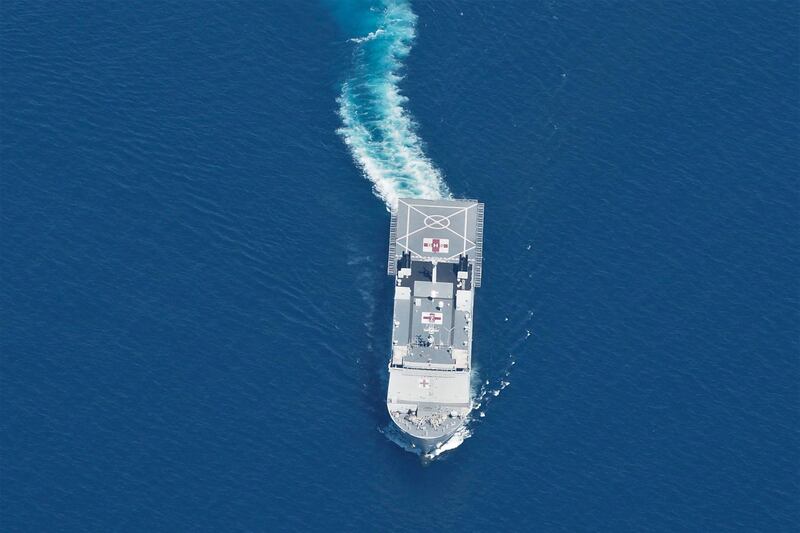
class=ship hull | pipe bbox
[389,415,460,454]
[384,198,483,455]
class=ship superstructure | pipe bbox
[386,198,484,452]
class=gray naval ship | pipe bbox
[386,198,484,453]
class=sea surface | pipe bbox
[2,1,798,531]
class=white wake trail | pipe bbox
[337,0,450,210]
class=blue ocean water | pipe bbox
[1,0,798,530]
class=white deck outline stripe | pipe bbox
[442,225,475,247]
[463,205,468,255]
[396,203,477,255]
[397,241,424,258]
[445,245,475,261]
[397,208,469,243]
[405,203,470,210]
[403,200,411,256]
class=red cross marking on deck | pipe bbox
[421,311,443,324]
[423,237,449,253]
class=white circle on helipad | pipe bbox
[423,215,450,229]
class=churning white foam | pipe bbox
[338,2,478,461]
[423,425,472,460]
[337,0,450,210]
[348,28,385,44]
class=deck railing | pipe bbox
[473,202,485,287]
[387,208,398,275]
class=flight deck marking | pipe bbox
[444,246,475,261]
[463,206,468,255]
[423,214,451,229]
[395,201,477,258]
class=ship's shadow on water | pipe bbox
[346,249,393,419]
